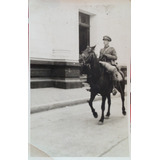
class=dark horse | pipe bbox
[79,46,126,124]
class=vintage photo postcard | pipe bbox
[29,0,131,159]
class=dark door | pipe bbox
[79,12,90,54]
[79,26,90,54]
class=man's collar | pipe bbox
[104,45,109,49]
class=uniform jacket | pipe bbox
[99,45,117,65]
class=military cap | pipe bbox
[103,35,112,42]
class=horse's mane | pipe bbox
[88,51,108,84]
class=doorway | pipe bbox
[79,12,90,54]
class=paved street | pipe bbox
[29,96,130,158]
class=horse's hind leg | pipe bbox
[99,95,107,124]
[117,81,126,116]
[88,91,98,118]
[121,92,126,115]
[105,93,111,119]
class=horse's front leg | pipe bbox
[105,93,111,119]
[99,95,107,124]
[88,91,98,118]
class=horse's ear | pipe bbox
[86,45,90,49]
[91,45,96,51]
[93,45,96,49]
[91,45,96,50]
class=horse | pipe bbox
[79,46,126,124]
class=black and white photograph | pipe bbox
[29,0,131,159]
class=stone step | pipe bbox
[31,78,84,89]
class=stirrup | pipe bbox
[112,88,117,95]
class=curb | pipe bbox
[31,92,126,114]
[31,96,102,114]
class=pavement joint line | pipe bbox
[29,143,52,158]
[98,137,128,157]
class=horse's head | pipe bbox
[79,45,97,74]
[79,45,96,65]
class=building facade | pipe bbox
[29,0,130,89]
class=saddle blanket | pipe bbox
[99,61,116,72]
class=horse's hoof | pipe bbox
[105,113,110,119]
[104,116,110,119]
[93,112,98,118]
[98,121,103,125]
[122,111,127,116]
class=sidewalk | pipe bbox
[30,97,129,157]
[30,85,124,114]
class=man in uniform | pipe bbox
[99,35,118,95]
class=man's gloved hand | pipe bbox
[99,55,106,61]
